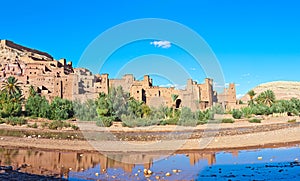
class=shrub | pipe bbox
[41,122,49,128]
[178,107,198,126]
[71,124,79,130]
[73,99,99,121]
[49,97,74,120]
[249,118,262,123]
[25,95,50,118]
[288,119,297,123]
[232,109,243,119]
[160,118,178,125]
[27,122,38,128]
[221,118,234,123]
[96,116,115,127]
[241,107,253,118]
[48,120,72,130]
[121,115,160,127]
[5,117,27,126]
[211,105,225,114]
[0,102,22,118]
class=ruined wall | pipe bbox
[109,74,135,93]
[217,83,237,110]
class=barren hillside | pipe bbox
[241,81,300,102]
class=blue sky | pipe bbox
[1,0,300,97]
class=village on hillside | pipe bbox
[0,39,237,111]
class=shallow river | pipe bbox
[1,145,300,180]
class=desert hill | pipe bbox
[240,81,300,102]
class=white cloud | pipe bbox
[150,40,171,49]
[190,67,196,71]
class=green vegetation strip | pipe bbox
[0,129,85,140]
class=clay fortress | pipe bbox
[0,40,237,110]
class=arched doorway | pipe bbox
[175,99,182,108]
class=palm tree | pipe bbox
[1,76,22,97]
[247,90,256,106]
[247,90,256,100]
[256,90,276,107]
[171,94,179,117]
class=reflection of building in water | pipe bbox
[231,150,239,158]
[188,152,216,165]
[0,148,217,178]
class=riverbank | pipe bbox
[0,116,300,153]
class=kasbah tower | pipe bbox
[0,40,237,111]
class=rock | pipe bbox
[134,173,138,176]
[95,173,99,176]
[37,135,41,138]
[258,157,263,160]
[165,172,171,176]
[143,169,148,174]
[155,176,160,179]
[27,136,32,139]
[172,169,181,173]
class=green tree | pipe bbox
[49,97,74,120]
[171,94,179,117]
[108,86,129,119]
[127,98,143,118]
[1,76,22,97]
[256,90,276,107]
[73,99,99,121]
[25,95,50,118]
[178,107,197,126]
[96,92,110,117]
[247,90,256,106]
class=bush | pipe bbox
[25,95,50,118]
[232,109,243,119]
[27,122,38,128]
[71,124,79,130]
[96,116,116,127]
[73,99,99,121]
[49,97,74,120]
[288,119,297,123]
[221,118,234,123]
[211,105,225,114]
[121,115,160,127]
[178,107,198,126]
[0,102,22,118]
[160,118,178,125]
[5,117,27,126]
[249,118,262,123]
[48,120,72,130]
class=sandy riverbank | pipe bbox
[0,116,300,153]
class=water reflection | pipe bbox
[0,146,300,180]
